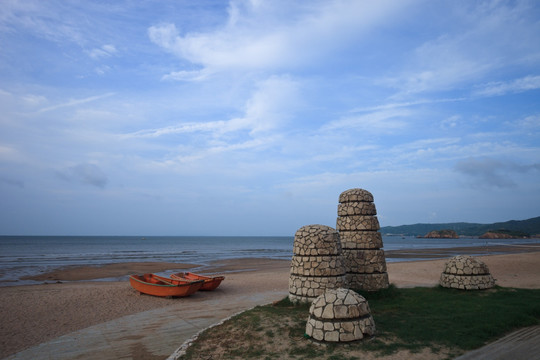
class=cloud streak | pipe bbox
[125,75,300,140]
[322,109,411,133]
[36,93,115,113]
[474,75,540,97]
[88,44,117,59]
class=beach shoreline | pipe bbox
[9,243,539,285]
[1,247,539,358]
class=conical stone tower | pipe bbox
[336,188,389,291]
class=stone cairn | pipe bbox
[305,288,376,342]
[440,255,495,290]
[289,225,347,303]
[336,189,389,291]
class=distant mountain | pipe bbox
[380,216,540,237]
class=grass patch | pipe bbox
[181,286,540,360]
[360,285,540,352]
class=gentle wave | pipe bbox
[1,235,538,286]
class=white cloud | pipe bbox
[350,98,466,113]
[36,92,115,113]
[126,75,300,140]
[161,69,211,82]
[148,0,416,79]
[243,75,301,133]
[0,0,86,45]
[94,65,111,75]
[147,23,178,53]
[383,36,495,95]
[516,114,540,130]
[21,94,48,107]
[322,109,410,133]
[88,44,117,59]
[440,115,461,130]
[382,137,464,167]
[384,2,540,96]
[126,119,243,138]
[474,75,540,97]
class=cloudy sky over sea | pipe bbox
[1,0,539,235]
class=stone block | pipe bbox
[336,215,380,231]
[337,202,377,216]
[342,249,387,273]
[339,231,383,249]
[290,255,346,276]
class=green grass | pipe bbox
[182,286,540,360]
[357,285,540,352]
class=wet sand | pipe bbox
[1,246,539,358]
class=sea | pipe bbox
[0,235,538,286]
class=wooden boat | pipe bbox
[171,272,225,291]
[129,273,203,297]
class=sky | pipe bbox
[0,0,539,236]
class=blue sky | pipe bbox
[1,0,539,236]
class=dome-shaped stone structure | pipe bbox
[289,225,346,303]
[440,255,495,290]
[305,288,375,342]
[337,188,389,291]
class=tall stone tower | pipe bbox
[336,188,389,291]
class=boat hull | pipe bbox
[171,272,225,291]
[129,274,203,297]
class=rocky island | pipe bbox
[420,229,459,239]
[479,230,530,239]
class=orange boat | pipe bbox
[171,272,225,291]
[129,273,203,297]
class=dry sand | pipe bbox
[1,247,539,358]
[388,251,540,288]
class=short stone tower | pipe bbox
[336,189,389,291]
[289,225,347,303]
[440,255,495,290]
[305,288,376,342]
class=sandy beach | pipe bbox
[1,246,539,359]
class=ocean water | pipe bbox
[0,235,537,286]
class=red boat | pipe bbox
[170,272,225,291]
[129,273,203,297]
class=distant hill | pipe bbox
[380,216,540,237]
